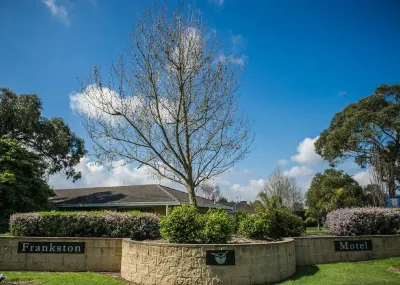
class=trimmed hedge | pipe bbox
[9,211,160,239]
[238,212,270,240]
[232,210,248,233]
[268,208,305,239]
[160,205,202,243]
[160,206,234,244]
[201,209,234,244]
[326,207,400,236]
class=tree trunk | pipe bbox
[187,184,197,207]
[317,222,320,231]
[388,179,396,198]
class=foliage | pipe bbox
[0,136,53,233]
[362,184,386,207]
[0,88,86,181]
[76,4,253,206]
[326,207,400,236]
[159,205,203,243]
[200,209,234,244]
[253,195,285,213]
[305,169,364,229]
[315,84,400,197]
[268,208,305,239]
[9,211,159,239]
[131,213,161,241]
[238,212,270,240]
[256,169,304,212]
[232,210,248,233]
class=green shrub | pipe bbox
[238,213,270,240]
[232,210,248,233]
[160,205,202,243]
[200,209,234,243]
[0,218,8,234]
[9,211,159,239]
[268,208,305,239]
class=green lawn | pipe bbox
[0,272,125,285]
[305,227,329,235]
[275,257,400,285]
[2,258,400,285]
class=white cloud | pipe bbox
[50,158,264,202]
[278,159,288,166]
[209,0,224,6]
[229,179,265,201]
[353,170,371,186]
[42,0,70,26]
[291,136,323,165]
[284,166,314,177]
[70,84,172,125]
[338,91,347,96]
[49,157,180,190]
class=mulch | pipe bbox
[388,266,400,273]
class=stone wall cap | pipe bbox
[294,234,400,239]
[122,238,294,247]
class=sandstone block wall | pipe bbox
[121,239,296,285]
[294,235,400,266]
[0,237,122,271]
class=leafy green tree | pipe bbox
[305,169,364,230]
[0,136,54,232]
[253,194,285,213]
[0,88,86,181]
[315,84,400,197]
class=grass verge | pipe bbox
[0,272,125,285]
[275,257,400,285]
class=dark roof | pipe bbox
[52,184,231,209]
[223,201,255,214]
[160,185,217,205]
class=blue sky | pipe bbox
[1,0,399,201]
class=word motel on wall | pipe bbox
[17,242,85,254]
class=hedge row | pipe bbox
[160,206,234,243]
[238,208,305,240]
[326,207,400,236]
[10,211,160,240]
[159,205,305,243]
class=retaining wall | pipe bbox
[121,239,296,285]
[294,235,400,266]
[0,237,122,271]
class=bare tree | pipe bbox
[76,4,253,206]
[257,168,304,212]
[197,183,223,202]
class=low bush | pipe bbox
[232,210,248,233]
[9,211,159,239]
[200,209,234,243]
[238,212,270,240]
[159,205,202,243]
[326,207,400,236]
[268,208,305,239]
[131,213,161,240]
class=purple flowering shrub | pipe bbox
[9,211,160,239]
[326,207,400,236]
